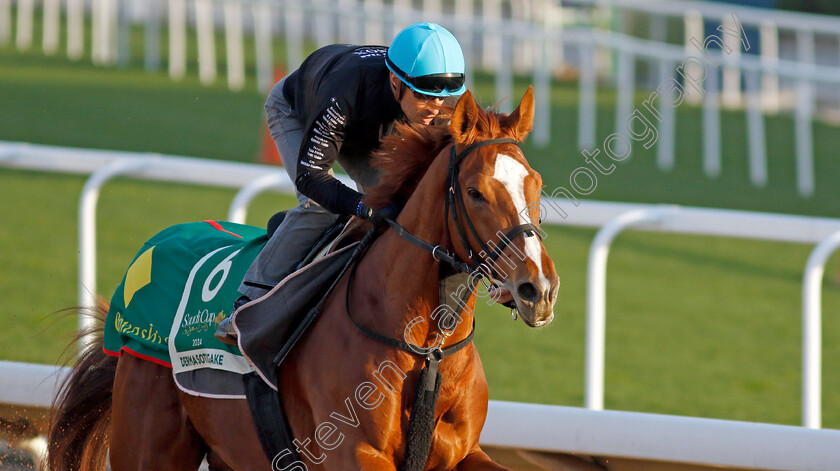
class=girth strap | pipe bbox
[243,372,301,469]
[272,226,382,367]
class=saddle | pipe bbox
[236,210,366,383]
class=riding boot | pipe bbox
[214,295,251,346]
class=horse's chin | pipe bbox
[515,301,555,328]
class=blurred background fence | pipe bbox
[3,0,840,196]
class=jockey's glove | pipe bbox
[357,202,400,226]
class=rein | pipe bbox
[345,137,541,471]
[385,138,541,279]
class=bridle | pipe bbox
[272,137,543,371]
[268,136,543,471]
[388,137,542,279]
[346,136,542,354]
[445,138,541,277]
[342,137,543,470]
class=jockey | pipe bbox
[216,23,466,344]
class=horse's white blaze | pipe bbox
[492,154,549,294]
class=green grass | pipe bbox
[3,29,840,429]
[0,52,267,160]
[0,169,298,362]
[503,80,840,218]
[4,45,838,217]
[2,168,838,429]
[479,224,840,424]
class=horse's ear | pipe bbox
[501,86,535,142]
[450,90,480,145]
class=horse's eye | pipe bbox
[467,187,485,202]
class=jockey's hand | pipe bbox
[358,203,400,226]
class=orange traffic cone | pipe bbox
[261,66,287,165]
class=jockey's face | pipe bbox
[389,72,445,125]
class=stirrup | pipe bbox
[214,316,238,346]
[214,295,251,345]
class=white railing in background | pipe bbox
[0,361,69,408]
[566,0,840,110]
[565,0,840,198]
[0,141,324,343]
[3,0,839,197]
[802,231,840,429]
[569,203,840,429]
[2,141,840,429]
[563,27,840,198]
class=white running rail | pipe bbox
[567,203,840,428]
[802,230,840,429]
[2,141,840,433]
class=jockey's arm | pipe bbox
[294,99,365,217]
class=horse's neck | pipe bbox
[352,161,475,348]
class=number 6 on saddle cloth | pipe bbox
[102,214,355,399]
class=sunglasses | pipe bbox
[406,73,465,94]
[387,56,465,96]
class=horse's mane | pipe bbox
[364,107,507,209]
[363,121,453,209]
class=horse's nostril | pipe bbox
[517,282,539,302]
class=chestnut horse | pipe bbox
[48,87,559,471]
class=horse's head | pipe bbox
[447,87,559,327]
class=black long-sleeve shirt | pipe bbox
[282,44,403,215]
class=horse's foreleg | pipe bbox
[454,445,511,471]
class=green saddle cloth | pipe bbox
[103,220,267,384]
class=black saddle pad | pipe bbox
[233,241,359,388]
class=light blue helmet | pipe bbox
[386,23,466,97]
